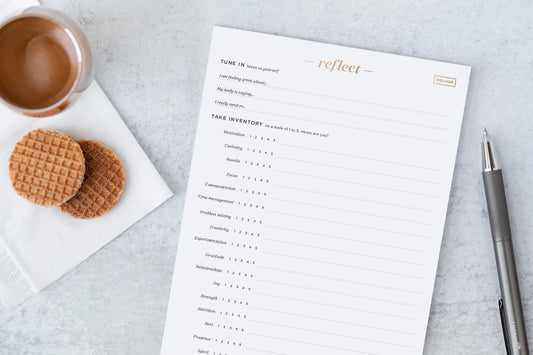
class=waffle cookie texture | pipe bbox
[60,140,125,219]
[8,129,85,206]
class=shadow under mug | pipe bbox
[0,7,94,117]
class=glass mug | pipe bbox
[0,7,94,117]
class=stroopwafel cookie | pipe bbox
[60,140,125,219]
[8,129,85,206]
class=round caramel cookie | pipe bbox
[60,140,125,219]
[8,129,85,206]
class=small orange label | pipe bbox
[433,75,456,87]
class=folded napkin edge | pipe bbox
[0,241,34,308]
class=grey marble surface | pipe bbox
[0,0,532,354]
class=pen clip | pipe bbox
[499,299,511,355]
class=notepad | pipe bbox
[161,27,470,355]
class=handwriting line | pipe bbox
[276,170,437,197]
[248,333,377,354]
[251,320,412,348]
[252,307,415,335]
[257,277,421,305]
[272,184,435,213]
[260,266,421,294]
[268,211,431,239]
[267,225,429,253]
[270,197,432,225]
[277,156,437,184]
[280,143,442,172]
[263,238,425,266]
[261,252,424,279]
[217,76,449,118]
[255,292,418,319]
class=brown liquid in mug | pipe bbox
[0,17,78,110]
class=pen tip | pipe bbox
[483,127,490,142]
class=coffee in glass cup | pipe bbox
[0,7,94,117]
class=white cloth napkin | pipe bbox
[0,0,173,308]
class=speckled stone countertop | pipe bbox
[1,1,532,354]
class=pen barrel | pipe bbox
[494,239,529,354]
[483,170,512,242]
[483,170,529,354]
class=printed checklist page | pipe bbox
[161,26,470,355]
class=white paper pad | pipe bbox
[0,0,173,308]
[161,27,470,354]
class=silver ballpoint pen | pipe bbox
[482,128,529,354]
